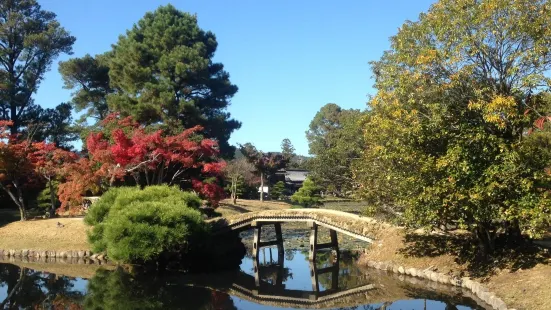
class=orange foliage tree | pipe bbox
[57,114,226,210]
[0,121,76,220]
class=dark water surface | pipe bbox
[0,249,486,309]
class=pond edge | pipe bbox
[359,257,513,310]
[0,248,108,264]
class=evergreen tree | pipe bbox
[291,178,321,207]
[107,5,239,157]
[58,53,112,128]
[270,181,287,200]
[306,103,364,196]
[0,0,75,134]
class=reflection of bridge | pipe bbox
[203,209,384,308]
[180,250,378,309]
[210,209,380,266]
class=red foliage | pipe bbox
[0,121,77,216]
[58,114,226,208]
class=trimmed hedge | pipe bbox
[84,185,206,264]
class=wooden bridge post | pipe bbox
[330,229,339,252]
[274,223,284,258]
[331,253,340,290]
[253,255,260,287]
[309,260,319,293]
[252,221,261,259]
[308,221,318,261]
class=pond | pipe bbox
[0,248,487,310]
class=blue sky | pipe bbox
[35,0,435,156]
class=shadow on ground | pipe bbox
[0,209,20,228]
[219,203,251,214]
[399,233,550,278]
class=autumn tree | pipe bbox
[0,121,36,220]
[223,157,255,204]
[58,113,226,209]
[239,143,287,202]
[355,0,551,253]
[0,0,75,135]
[306,103,364,196]
[0,121,74,220]
[30,142,77,216]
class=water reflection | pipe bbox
[0,250,485,310]
[0,264,85,309]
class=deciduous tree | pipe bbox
[58,113,226,209]
[306,103,364,196]
[223,157,255,204]
[355,0,551,253]
[0,121,75,220]
[239,143,287,202]
[30,142,77,216]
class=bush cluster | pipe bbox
[84,185,206,264]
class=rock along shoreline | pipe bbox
[0,248,108,265]
[359,257,513,310]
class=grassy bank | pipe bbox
[359,226,551,310]
[0,218,90,251]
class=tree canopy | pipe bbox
[354,0,551,252]
[59,5,240,157]
[306,103,364,196]
[239,143,287,201]
[0,0,75,135]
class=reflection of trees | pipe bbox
[313,251,373,291]
[256,248,292,286]
[284,249,295,261]
[84,267,238,310]
[0,263,84,309]
[258,262,293,285]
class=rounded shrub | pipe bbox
[84,185,206,264]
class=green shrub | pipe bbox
[291,178,321,207]
[270,181,287,200]
[84,185,206,263]
[36,181,60,212]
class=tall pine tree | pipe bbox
[0,0,75,134]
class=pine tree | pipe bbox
[290,178,321,208]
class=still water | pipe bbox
[0,249,485,310]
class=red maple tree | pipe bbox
[30,142,78,216]
[58,114,226,209]
[0,121,76,220]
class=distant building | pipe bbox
[275,169,310,192]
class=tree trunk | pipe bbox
[475,225,495,256]
[49,179,56,218]
[504,219,524,246]
[260,172,264,202]
[232,176,237,204]
[0,182,27,221]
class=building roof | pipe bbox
[285,170,309,183]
